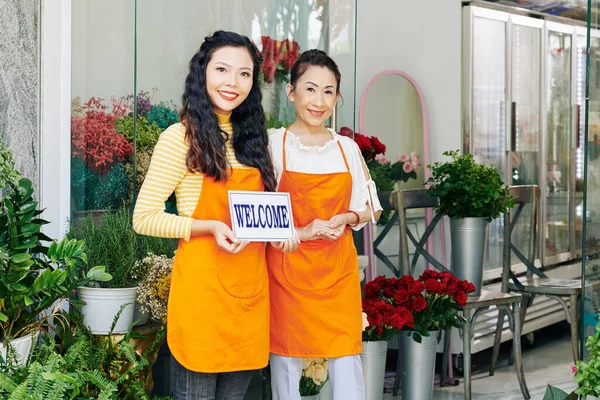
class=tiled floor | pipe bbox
[244,322,577,399]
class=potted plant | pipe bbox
[396,270,474,400]
[68,205,176,335]
[427,150,514,295]
[0,311,166,399]
[544,321,600,400]
[0,142,111,365]
[361,276,414,400]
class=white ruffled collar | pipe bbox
[286,128,340,152]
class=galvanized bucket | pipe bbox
[360,340,387,400]
[450,217,489,296]
[398,331,438,400]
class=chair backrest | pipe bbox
[392,189,450,276]
[503,185,544,292]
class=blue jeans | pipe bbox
[171,357,255,400]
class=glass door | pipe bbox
[507,15,543,267]
[465,7,509,275]
[543,22,576,265]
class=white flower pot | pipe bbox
[78,286,138,334]
[301,396,318,400]
[0,331,39,366]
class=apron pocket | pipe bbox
[216,243,267,299]
[282,240,344,291]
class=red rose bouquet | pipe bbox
[363,271,475,343]
[403,270,475,343]
[260,36,301,83]
[362,276,414,341]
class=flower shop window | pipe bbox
[71,0,357,222]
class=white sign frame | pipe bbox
[228,190,295,242]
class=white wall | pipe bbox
[355,0,463,165]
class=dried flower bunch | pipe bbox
[136,253,174,323]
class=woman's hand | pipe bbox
[210,221,249,254]
[271,235,301,253]
[329,213,356,230]
[299,219,344,242]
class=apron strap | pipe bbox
[337,141,351,173]
[282,130,288,171]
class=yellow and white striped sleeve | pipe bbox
[133,124,195,241]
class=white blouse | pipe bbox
[268,127,383,231]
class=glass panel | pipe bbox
[133,0,357,200]
[510,24,542,264]
[70,1,135,221]
[584,31,600,352]
[471,16,507,272]
[545,30,573,259]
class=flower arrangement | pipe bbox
[136,253,174,324]
[260,36,301,83]
[363,271,474,343]
[299,358,329,397]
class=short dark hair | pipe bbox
[289,49,341,94]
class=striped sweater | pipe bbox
[132,113,248,241]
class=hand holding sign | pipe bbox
[210,221,249,254]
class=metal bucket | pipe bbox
[360,340,387,400]
[450,217,489,296]
[398,331,438,400]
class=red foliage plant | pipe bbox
[71,97,133,175]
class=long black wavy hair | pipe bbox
[180,30,277,192]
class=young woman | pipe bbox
[267,50,383,400]
[133,31,283,400]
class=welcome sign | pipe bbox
[228,191,295,242]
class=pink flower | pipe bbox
[403,162,414,173]
[412,161,420,170]
[572,366,578,374]
[375,154,389,164]
[410,151,419,162]
[398,154,409,163]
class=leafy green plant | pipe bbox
[426,150,514,221]
[0,141,110,342]
[114,116,162,153]
[0,308,167,399]
[69,205,176,289]
[573,321,600,398]
[542,384,577,400]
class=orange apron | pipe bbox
[266,131,362,358]
[168,167,269,372]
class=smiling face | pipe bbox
[205,46,254,114]
[286,65,340,129]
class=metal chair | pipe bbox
[491,185,600,368]
[391,189,530,400]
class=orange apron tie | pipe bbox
[168,167,269,372]
[267,131,362,358]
